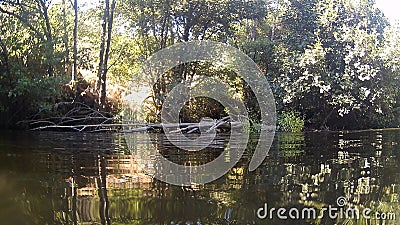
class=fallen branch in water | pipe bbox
[30,118,241,133]
[18,102,116,131]
[121,118,239,133]
[20,102,247,133]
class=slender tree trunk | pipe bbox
[72,0,78,85]
[39,0,55,76]
[101,0,116,107]
[0,37,11,86]
[62,0,70,77]
[97,0,116,108]
[97,0,109,107]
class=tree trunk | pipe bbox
[97,0,109,107]
[0,37,11,86]
[39,0,55,76]
[72,0,78,85]
[62,0,70,77]
[97,0,116,108]
[101,0,116,107]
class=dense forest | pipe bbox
[0,0,399,130]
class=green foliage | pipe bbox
[264,0,399,129]
[180,97,228,123]
[119,0,270,122]
[0,1,73,127]
[0,0,400,130]
[1,75,70,125]
[278,110,305,132]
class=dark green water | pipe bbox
[0,130,399,225]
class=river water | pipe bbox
[0,130,399,225]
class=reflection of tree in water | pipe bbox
[253,131,400,225]
[7,131,399,224]
[277,133,305,157]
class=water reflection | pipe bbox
[0,130,398,224]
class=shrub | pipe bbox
[278,110,304,132]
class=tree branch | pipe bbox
[0,5,45,41]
